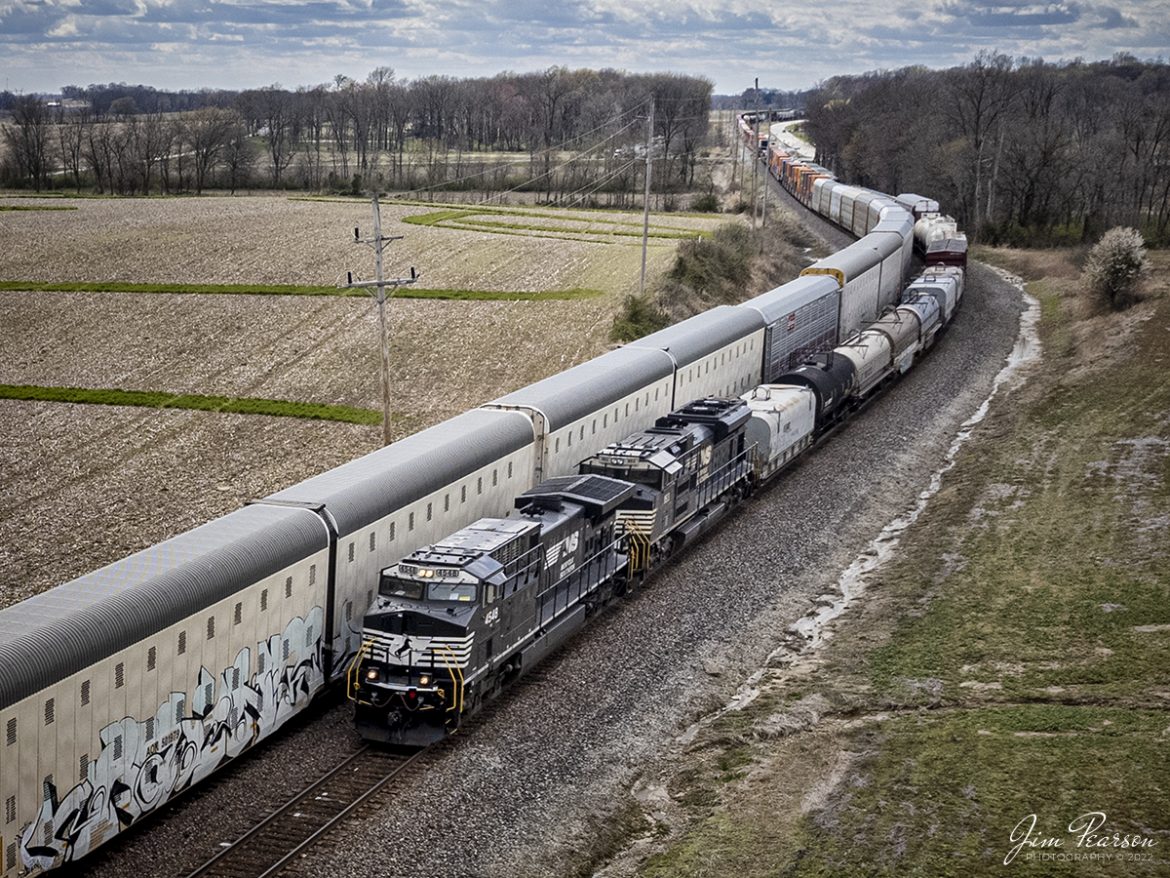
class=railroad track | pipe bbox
[184,745,422,878]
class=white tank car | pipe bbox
[741,384,817,482]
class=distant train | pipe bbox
[0,112,964,876]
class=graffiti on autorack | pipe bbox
[17,608,324,872]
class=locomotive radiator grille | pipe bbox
[362,630,475,669]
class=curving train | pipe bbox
[0,113,966,875]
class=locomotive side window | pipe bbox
[485,584,498,604]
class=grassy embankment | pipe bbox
[624,250,1170,877]
[0,281,602,300]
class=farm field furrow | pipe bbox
[0,291,607,412]
[0,400,378,606]
[0,195,693,291]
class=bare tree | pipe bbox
[183,107,239,194]
[2,95,53,190]
[56,105,89,193]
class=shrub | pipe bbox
[1083,227,1147,310]
[691,193,720,213]
[610,293,670,342]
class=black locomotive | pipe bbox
[351,398,754,745]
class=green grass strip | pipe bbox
[401,207,700,239]
[0,384,383,425]
[0,204,79,211]
[0,281,604,300]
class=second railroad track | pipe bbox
[184,745,422,878]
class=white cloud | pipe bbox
[1,0,1166,93]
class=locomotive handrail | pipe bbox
[345,638,375,703]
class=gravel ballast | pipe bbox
[75,261,1024,878]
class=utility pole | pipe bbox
[760,79,768,231]
[730,107,738,188]
[347,191,419,446]
[750,78,759,231]
[639,96,655,297]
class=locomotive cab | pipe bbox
[352,520,541,745]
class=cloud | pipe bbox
[0,0,1164,94]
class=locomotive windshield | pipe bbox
[378,574,477,603]
[379,576,424,600]
[425,581,478,602]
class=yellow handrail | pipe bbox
[345,638,375,702]
[437,644,465,729]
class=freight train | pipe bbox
[0,112,965,876]
[349,228,964,745]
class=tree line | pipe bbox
[805,54,1170,245]
[0,68,712,202]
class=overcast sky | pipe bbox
[2,0,1167,95]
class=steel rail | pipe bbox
[184,744,422,878]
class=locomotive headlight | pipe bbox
[418,674,431,686]
[365,668,380,681]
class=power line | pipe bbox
[475,115,644,206]
[391,100,648,198]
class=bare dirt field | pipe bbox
[0,194,696,290]
[0,193,726,606]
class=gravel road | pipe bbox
[77,251,1024,878]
